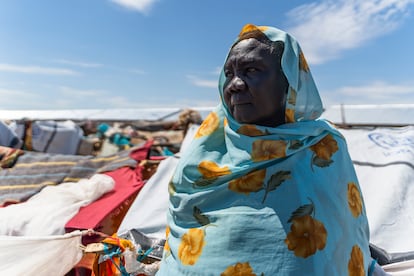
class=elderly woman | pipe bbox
[156,24,378,275]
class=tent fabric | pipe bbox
[0,174,114,236]
[0,142,150,205]
[0,107,215,122]
[0,231,84,276]
[321,104,414,126]
[339,126,414,255]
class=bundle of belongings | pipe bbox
[0,110,200,276]
[0,139,160,275]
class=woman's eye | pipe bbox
[246,67,258,74]
[224,70,234,78]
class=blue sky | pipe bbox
[1,0,414,110]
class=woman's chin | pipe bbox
[232,104,254,123]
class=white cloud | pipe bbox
[0,88,49,109]
[110,0,158,14]
[0,63,78,75]
[96,96,143,108]
[59,86,107,97]
[187,75,217,88]
[325,81,414,104]
[172,98,219,108]
[129,69,146,74]
[53,59,103,68]
[287,0,414,64]
[338,81,414,96]
[0,88,36,98]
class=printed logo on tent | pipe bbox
[368,130,414,157]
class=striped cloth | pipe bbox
[0,141,152,205]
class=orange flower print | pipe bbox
[228,169,266,194]
[285,215,327,258]
[198,160,231,179]
[168,180,176,196]
[287,87,297,105]
[251,140,287,162]
[221,262,256,276]
[348,182,363,217]
[178,228,205,266]
[299,51,310,73]
[237,125,265,137]
[348,245,365,276]
[164,226,170,252]
[239,24,268,38]
[224,117,228,127]
[195,112,219,138]
[285,108,295,123]
[310,134,338,161]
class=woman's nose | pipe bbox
[229,76,246,92]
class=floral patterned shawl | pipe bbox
[157,24,371,275]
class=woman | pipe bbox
[156,24,375,275]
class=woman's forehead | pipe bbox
[226,38,273,64]
[232,38,271,53]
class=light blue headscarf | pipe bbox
[157,24,371,276]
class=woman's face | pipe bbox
[223,38,288,127]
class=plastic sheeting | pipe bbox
[339,126,414,255]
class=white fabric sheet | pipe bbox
[0,231,84,276]
[382,260,414,275]
[0,174,114,236]
[0,174,114,275]
[339,126,414,254]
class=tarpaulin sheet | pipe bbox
[339,126,414,254]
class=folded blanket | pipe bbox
[0,141,152,205]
